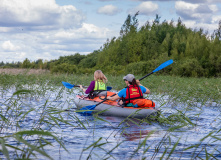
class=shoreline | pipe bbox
[0,68,50,75]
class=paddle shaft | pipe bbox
[95,93,116,107]
[75,85,88,88]
[139,72,153,81]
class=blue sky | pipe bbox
[0,0,220,63]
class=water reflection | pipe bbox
[122,127,150,141]
[99,116,159,142]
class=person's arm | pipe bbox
[107,94,120,101]
[80,81,95,94]
[136,80,150,94]
[107,88,125,101]
[143,87,150,94]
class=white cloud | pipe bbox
[53,23,110,40]
[175,1,198,16]
[2,41,21,51]
[0,0,85,30]
[175,1,218,23]
[128,2,158,15]
[211,15,221,24]
[0,0,108,63]
[97,5,122,15]
[0,52,26,62]
[183,20,218,34]
[133,0,219,3]
[208,5,218,12]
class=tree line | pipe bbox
[1,13,221,77]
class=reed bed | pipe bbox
[0,72,220,159]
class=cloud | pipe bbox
[175,1,218,23]
[97,5,122,15]
[0,0,109,63]
[128,2,158,15]
[0,0,85,30]
[132,0,219,3]
[98,0,116,1]
[2,41,21,51]
[183,20,218,34]
[0,22,111,62]
[211,15,221,24]
[53,23,110,44]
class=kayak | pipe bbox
[73,92,160,119]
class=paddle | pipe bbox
[139,59,173,81]
[79,59,174,115]
[62,81,112,91]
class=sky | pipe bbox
[0,0,220,63]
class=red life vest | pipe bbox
[123,85,143,104]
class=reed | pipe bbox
[0,73,220,159]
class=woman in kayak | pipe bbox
[107,74,150,106]
[79,70,108,98]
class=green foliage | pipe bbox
[4,14,221,77]
[78,51,98,68]
[126,61,152,75]
[50,63,77,74]
[120,11,139,37]
[22,58,32,68]
[172,58,205,77]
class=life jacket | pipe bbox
[123,85,143,105]
[89,80,107,99]
[94,80,106,91]
[132,99,155,108]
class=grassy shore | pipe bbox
[0,68,49,75]
[0,71,220,102]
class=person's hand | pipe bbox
[136,80,141,85]
[79,85,86,92]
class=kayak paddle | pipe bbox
[62,81,112,91]
[79,59,173,115]
[139,59,173,81]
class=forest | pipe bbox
[1,13,221,77]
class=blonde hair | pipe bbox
[94,70,108,83]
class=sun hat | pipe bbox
[123,74,135,82]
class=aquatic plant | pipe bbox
[0,73,220,159]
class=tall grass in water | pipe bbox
[0,72,220,159]
[0,86,69,158]
[0,73,75,159]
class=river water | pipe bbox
[0,86,220,160]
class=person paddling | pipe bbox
[79,70,108,98]
[107,74,154,107]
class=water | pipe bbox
[0,86,220,159]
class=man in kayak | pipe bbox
[79,70,108,98]
[106,74,150,107]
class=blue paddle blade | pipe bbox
[79,105,96,115]
[62,81,75,89]
[107,86,112,91]
[153,59,173,73]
